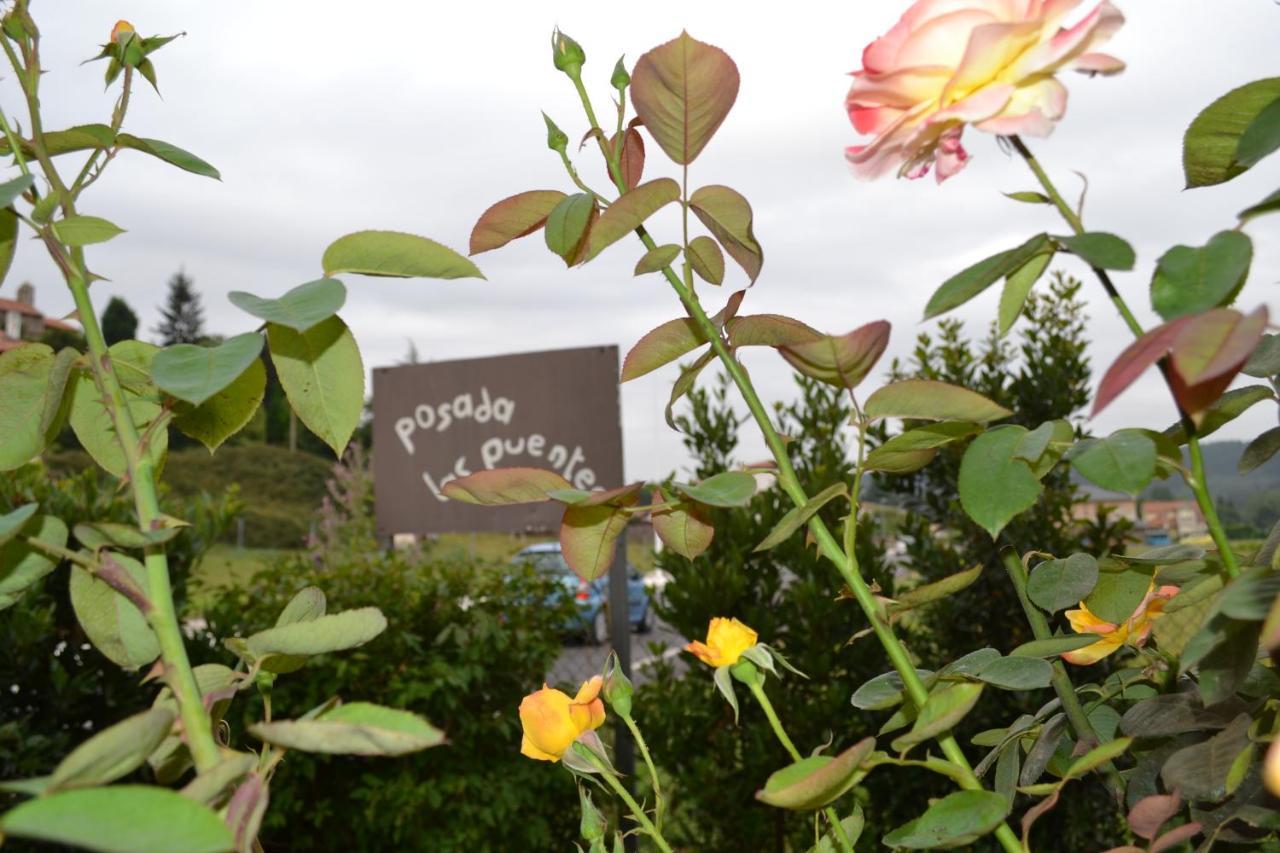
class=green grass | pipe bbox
[189,544,294,609]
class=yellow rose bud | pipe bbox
[685,617,758,668]
[519,676,606,762]
[110,20,135,45]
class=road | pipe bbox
[548,618,688,687]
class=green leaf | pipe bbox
[1010,635,1102,658]
[1150,231,1252,321]
[1238,97,1280,167]
[321,230,483,279]
[0,123,114,158]
[866,379,1011,423]
[251,702,444,756]
[585,178,680,260]
[442,467,572,504]
[1070,429,1157,496]
[1244,334,1280,377]
[179,753,257,805]
[1003,191,1051,204]
[51,214,125,246]
[630,31,739,165]
[892,682,984,751]
[266,317,363,457]
[688,184,763,283]
[74,522,179,551]
[924,234,1053,319]
[152,332,263,406]
[1028,553,1099,612]
[1184,78,1280,187]
[278,586,326,626]
[0,785,234,853]
[754,483,847,552]
[665,349,715,430]
[973,656,1053,691]
[68,371,168,479]
[812,805,865,852]
[0,344,68,470]
[959,426,1043,539]
[1160,715,1250,801]
[850,669,933,711]
[172,357,267,452]
[1165,384,1275,444]
[652,501,715,560]
[686,235,725,285]
[778,321,890,390]
[634,243,681,275]
[0,503,38,547]
[115,134,220,179]
[0,515,68,607]
[714,664,740,722]
[0,208,19,288]
[1240,427,1280,474]
[882,790,1010,848]
[544,193,598,266]
[675,471,756,507]
[0,173,35,208]
[1055,232,1135,271]
[244,607,386,664]
[727,314,822,348]
[755,738,875,810]
[891,565,982,613]
[997,251,1053,336]
[48,707,175,791]
[560,502,633,582]
[1085,559,1153,624]
[469,189,566,255]
[69,556,159,668]
[620,316,706,383]
[228,278,345,332]
[865,422,980,474]
[1239,187,1280,222]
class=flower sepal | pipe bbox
[564,731,616,776]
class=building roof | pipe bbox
[0,298,41,317]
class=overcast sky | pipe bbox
[9,1,1279,482]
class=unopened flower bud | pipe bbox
[602,652,633,717]
[551,28,585,77]
[111,20,135,45]
[610,57,629,92]
[543,112,568,155]
[579,786,608,842]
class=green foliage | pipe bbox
[152,269,206,346]
[100,296,138,345]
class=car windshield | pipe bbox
[514,551,571,576]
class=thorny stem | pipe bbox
[2,20,221,772]
[586,751,675,853]
[620,713,665,834]
[746,679,854,853]
[567,75,1024,853]
[1009,135,1241,578]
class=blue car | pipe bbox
[511,542,652,644]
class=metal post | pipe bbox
[235,517,245,549]
[607,537,637,850]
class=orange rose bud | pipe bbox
[110,20,135,45]
[518,676,606,762]
[686,617,758,668]
[1062,583,1178,666]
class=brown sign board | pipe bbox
[372,345,624,536]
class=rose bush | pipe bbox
[846,0,1124,180]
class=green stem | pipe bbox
[621,713,665,834]
[1009,135,1241,579]
[591,755,674,853]
[1000,550,1125,800]
[5,30,221,773]
[746,679,854,853]
[568,78,1021,853]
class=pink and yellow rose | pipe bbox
[1062,583,1179,666]
[846,0,1125,182]
[518,676,606,762]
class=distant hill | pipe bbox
[1138,440,1280,504]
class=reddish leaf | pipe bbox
[608,127,646,190]
[1127,792,1181,841]
[686,235,725,285]
[727,314,822,348]
[630,31,739,166]
[561,482,646,508]
[665,349,715,429]
[1150,823,1203,852]
[469,190,566,255]
[560,498,635,581]
[1092,317,1193,416]
[621,317,705,383]
[690,185,763,283]
[585,178,680,260]
[442,468,570,505]
[1170,306,1269,386]
[652,500,714,560]
[778,321,890,390]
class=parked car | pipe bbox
[510,542,652,644]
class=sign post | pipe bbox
[372,345,636,790]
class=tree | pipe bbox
[100,296,138,345]
[153,269,205,345]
